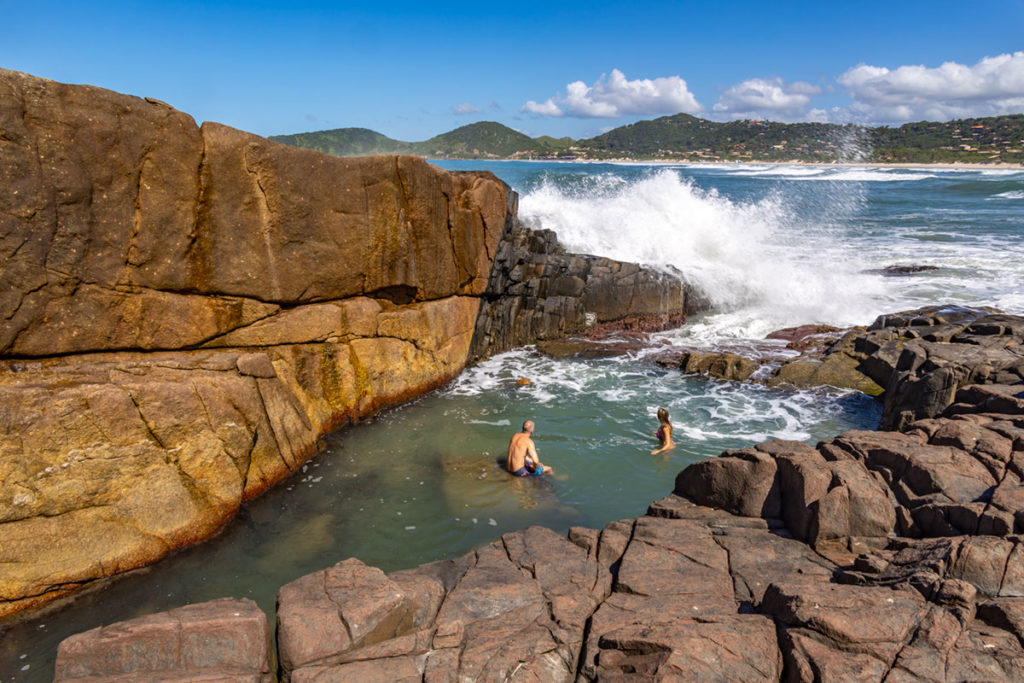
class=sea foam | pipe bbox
[519,169,887,340]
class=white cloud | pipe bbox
[713,78,822,119]
[452,103,482,115]
[837,52,1024,122]
[522,98,564,116]
[521,69,702,118]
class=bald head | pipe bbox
[522,420,534,433]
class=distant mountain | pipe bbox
[412,122,545,158]
[271,114,1024,164]
[580,114,866,161]
[269,127,412,156]
[270,122,547,159]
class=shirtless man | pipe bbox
[506,420,551,476]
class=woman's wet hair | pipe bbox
[657,407,670,423]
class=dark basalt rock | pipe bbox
[467,224,705,361]
[702,306,1024,428]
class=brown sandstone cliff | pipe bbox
[0,69,692,620]
[0,68,511,618]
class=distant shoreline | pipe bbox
[439,157,1024,171]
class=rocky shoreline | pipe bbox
[4,68,1023,681]
[0,67,694,623]
[51,307,1024,680]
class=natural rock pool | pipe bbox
[6,158,1023,680]
[0,344,880,681]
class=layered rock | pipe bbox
[468,225,702,360]
[0,68,692,619]
[0,68,512,618]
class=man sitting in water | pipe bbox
[507,420,551,476]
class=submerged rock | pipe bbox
[667,349,763,381]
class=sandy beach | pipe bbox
[553,157,1024,170]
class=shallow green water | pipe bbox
[0,348,880,682]
[15,154,1024,678]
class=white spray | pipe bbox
[519,168,888,341]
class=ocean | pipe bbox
[3,161,1023,681]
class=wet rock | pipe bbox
[54,598,272,682]
[866,264,940,276]
[765,323,844,352]
[535,337,650,359]
[769,352,886,395]
[467,223,703,360]
[671,350,762,380]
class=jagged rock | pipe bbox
[276,526,608,682]
[467,225,702,360]
[765,323,844,352]
[678,306,1023,422]
[53,598,272,682]
[768,353,885,395]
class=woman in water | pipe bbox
[652,407,674,455]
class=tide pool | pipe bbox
[3,159,1022,681]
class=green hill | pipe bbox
[869,115,1024,163]
[580,114,869,161]
[271,114,1024,164]
[269,127,411,156]
[411,122,545,158]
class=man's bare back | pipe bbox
[507,420,550,476]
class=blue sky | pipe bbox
[3,0,1023,141]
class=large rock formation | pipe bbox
[0,69,690,619]
[468,226,702,360]
[0,67,509,619]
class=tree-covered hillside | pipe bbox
[869,115,1024,163]
[581,114,871,161]
[271,114,1024,164]
[411,122,545,158]
[269,127,411,156]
